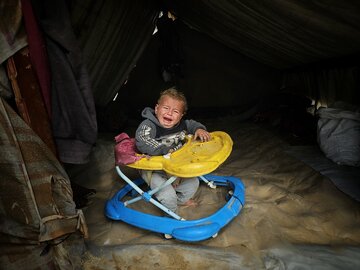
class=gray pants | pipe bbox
[140,170,199,213]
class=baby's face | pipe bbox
[155,95,184,128]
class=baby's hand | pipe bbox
[194,129,211,142]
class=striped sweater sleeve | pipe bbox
[135,121,170,156]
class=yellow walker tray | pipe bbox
[127,131,233,177]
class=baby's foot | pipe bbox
[181,199,198,208]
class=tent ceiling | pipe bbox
[164,0,360,69]
[68,0,360,106]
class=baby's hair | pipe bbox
[158,87,188,113]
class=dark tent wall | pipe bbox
[166,1,360,69]
[108,19,282,124]
[157,0,360,108]
[282,59,360,108]
[69,0,360,122]
[70,0,159,107]
[2,0,359,154]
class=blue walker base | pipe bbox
[105,174,245,242]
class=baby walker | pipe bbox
[105,131,245,242]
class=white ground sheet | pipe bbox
[68,119,360,269]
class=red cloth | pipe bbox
[21,0,52,118]
[114,133,144,165]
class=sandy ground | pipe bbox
[67,119,360,269]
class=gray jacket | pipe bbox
[135,107,206,156]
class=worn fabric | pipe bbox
[6,46,58,156]
[0,97,87,269]
[317,102,360,166]
[0,0,28,64]
[114,132,144,165]
[0,65,12,99]
[70,0,159,106]
[32,0,98,164]
[167,0,360,69]
[21,0,52,117]
[67,0,360,108]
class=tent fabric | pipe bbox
[164,0,360,107]
[0,97,87,269]
[0,0,28,65]
[21,0,52,118]
[282,65,360,107]
[166,0,360,69]
[70,0,159,106]
[66,0,360,107]
[0,65,13,99]
[32,0,98,164]
[6,46,58,157]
